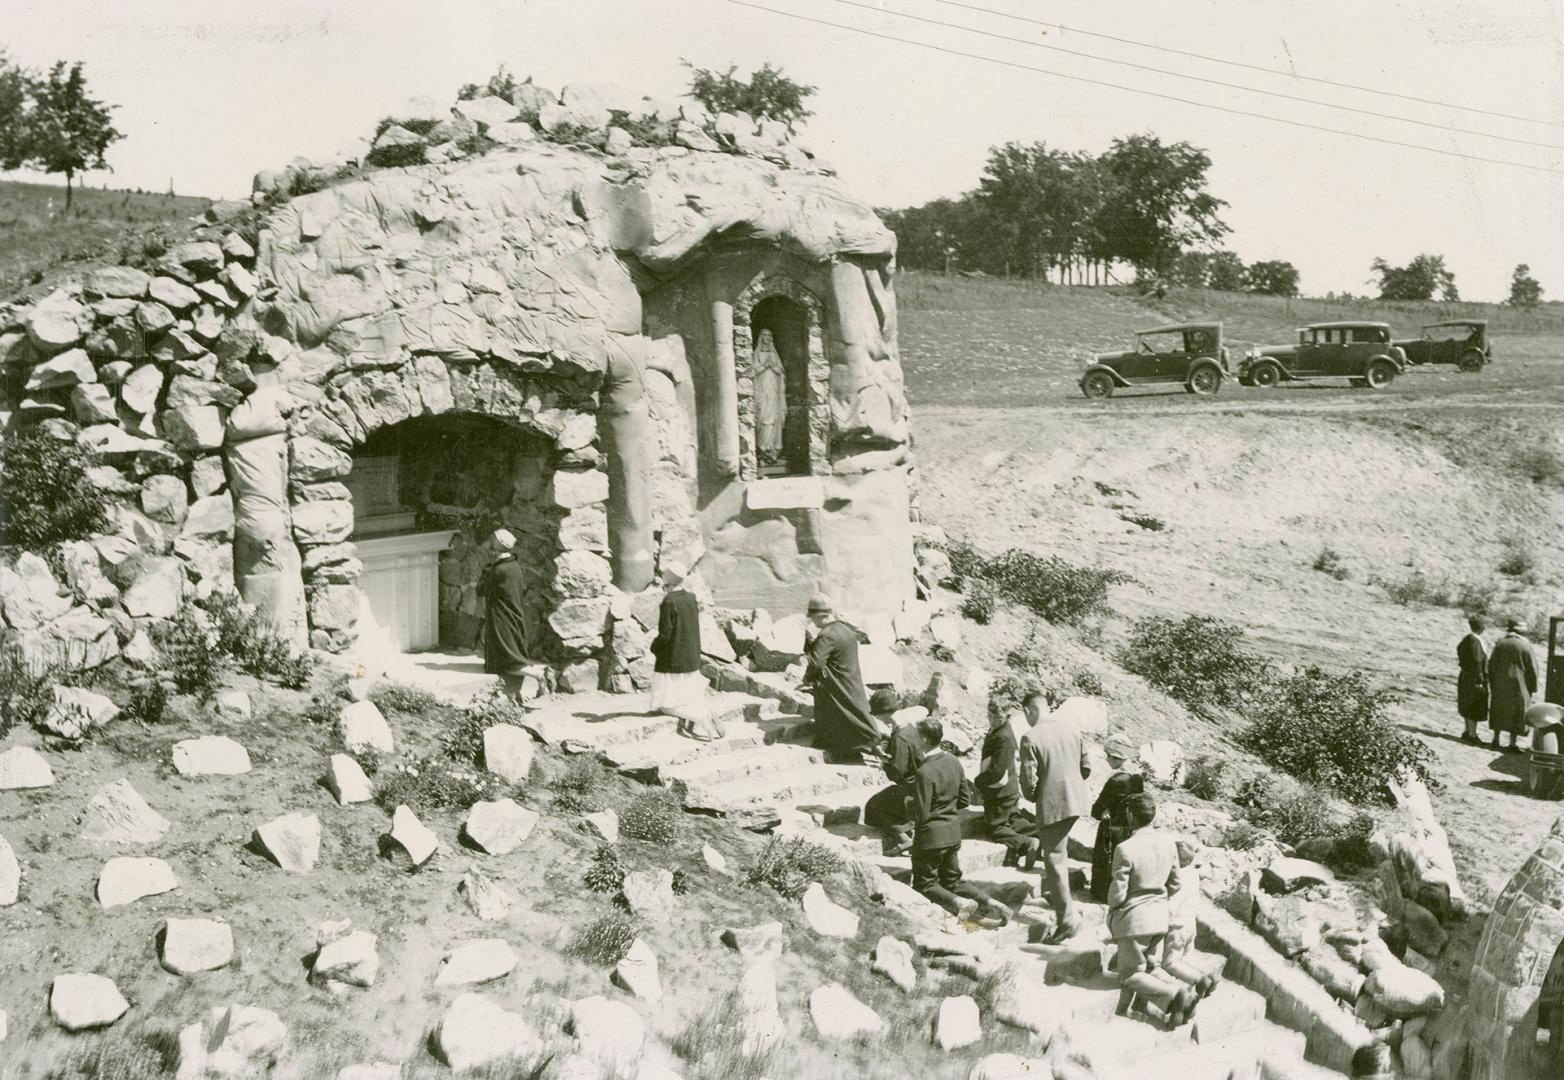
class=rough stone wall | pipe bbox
[1469,816,1564,1079]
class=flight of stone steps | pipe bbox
[515,686,1352,1078]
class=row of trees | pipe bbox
[0,51,122,209]
[1367,256,1545,307]
[881,136,1308,294]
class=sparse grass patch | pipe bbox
[746,835,843,899]
[372,754,507,815]
[567,912,638,965]
[1496,536,1536,579]
[670,989,779,1080]
[0,643,67,737]
[1374,570,1496,615]
[1221,820,1267,851]
[368,680,441,719]
[1513,442,1564,488]
[1312,546,1349,580]
[551,756,610,814]
[43,1028,179,1079]
[620,788,682,843]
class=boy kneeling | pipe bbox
[913,716,1011,927]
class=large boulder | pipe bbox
[160,918,235,974]
[253,812,321,872]
[50,973,129,1031]
[935,995,982,1049]
[81,779,171,844]
[97,856,178,908]
[0,747,54,790]
[0,832,18,906]
[568,995,645,1071]
[434,993,541,1070]
[871,935,916,992]
[436,939,518,987]
[312,927,380,989]
[801,882,859,938]
[613,939,662,1002]
[42,685,119,739]
[809,984,881,1039]
[172,736,252,776]
[176,1004,288,1077]
[461,799,539,855]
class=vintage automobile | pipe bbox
[1079,322,1228,399]
[1238,321,1408,389]
[1393,319,1491,372]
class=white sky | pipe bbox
[4,0,1562,300]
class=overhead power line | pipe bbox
[722,0,1564,176]
[828,0,1564,151]
[928,0,1564,130]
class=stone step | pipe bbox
[1193,981,1271,1044]
[664,743,828,786]
[1113,1019,1311,1080]
[522,691,787,750]
[599,717,815,780]
[688,761,882,820]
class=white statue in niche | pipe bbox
[753,328,786,469]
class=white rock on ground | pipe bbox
[337,1066,401,1080]
[339,700,394,754]
[50,973,129,1031]
[176,1004,287,1077]
[872,936,916,992]
[936,995,982,1049]
[0,746,54,789]
[0,832,18,906]
[801,882,859,938]
[172,736,251,776]
[81,779,171,843]
[569,996,646,1071]
[483,724,535,781]
[312,930,380,989]
[97,856,178,908]
[1137,740,1184,784]
[388,805,439,867]
[621,869,675,923]
[459,870,515,920]
[253,812,321,873]
[721,921,784,960]
[809,984,882,1039]
[547,1053,606,1080]
[613,939,662,1002]
[325,754,373,804]
[701,844,727,873]
[736,962,786,1057]
[161,918,234,974]
[585,810,619,844]
[437,939,518,986]
[43,685,119,739]
[462,798,538,855]
[435,993,541,1070]
[214,689,251,721]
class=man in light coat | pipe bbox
[1019,688,1092,943]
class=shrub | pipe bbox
[1312,546,1349,580]
[746,835,843,899]
[364,143,427,169]
[1121,615,1273,712]
[567,913,638,965]
[120,679,170,727]
[608,109,676,147]
[370,681,441,717]
[1182,753,1232,801]
[441,687,524,766]
[671,867,691,895]
[0,643,65,737]
[1221,821,1267,851]
[155,606,224,699]
[1513,442,1564,488]
[1374,571,1496,615]
[552,757,610,814]
[1497,537,1536,578]
[1331,811,1381,871]
[621,789,682,844]
[372,754,505,815]
[0,423,109,551]
[584,845,626,893]
[1122,512,1165,532]
[960,579,997,624]
[159,592,312,694]
[985,548,1131,625]
[1072,669,1105,696]
[1242,667,1432,804]
[1233,773,1339,847]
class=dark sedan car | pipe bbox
[1239,322,1407,389]
[1079,322,1228,399]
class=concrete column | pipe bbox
[705,272,741,484]
[601,343,655,592]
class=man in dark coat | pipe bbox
[977,700,1038,868]
[912,716,1009,926]
[1488,619,1539,751]
[1090,735,1145,902]
[863,689,922,854]
[802,594,882,764]
[1456,615,1488,744]
[478,529,530,680]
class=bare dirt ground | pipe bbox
[903,280,1564,910]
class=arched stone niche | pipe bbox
[732,275,829,480]
[1470,817,1564,1078]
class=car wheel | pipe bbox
[1081,371,1115,399]
[1187,365,1220,396]
[1250,362,1282,388]
[1365,360,1397,389]
[1458,350,1485,373]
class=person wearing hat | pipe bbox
[1106,792,1199,1029]
[1090,735,1146,903]
[650,562,723,742]
[863,688,923,855]
[977,699,1039,869]
[478,528,530,687]
[1455,614,1489,745]
[802,593,882,765]
[1487,617,1539,752]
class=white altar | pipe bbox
[355,530,455,654]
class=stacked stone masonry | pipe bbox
[0,79,917,689]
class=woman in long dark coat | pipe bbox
[1488,619,1539,751]
[1090,735,1145,903]
[650,569,722,741]
[479,529,530,677]
[1456,615,1488,744]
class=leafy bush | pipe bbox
[746,835,844,899]
[1242,667,1432,804]
[1233,772,1339,847]
[159,592,312,694]
[364,142,427,169]
[1497,537,1536,579]
[120,679,170,727]
[0,423,109,551]
[155,606,224,699]
[1182,753,1232,801]
[960,579,997,624]
[621,789,682,844]
[1121,615,1273,712]
[372,755,505,815]
[1312,546,1349,580]
[608,109,675,147]
[567,913,638,965]
[1331,811,1381,871]
[1072,669,1105,696]
[441,687,524,766]
[552,757,610,814]
[584,845,626,894]
[671,867,691,895]
[1513,443,1564,488]
[369,681,442,719]
[0,643,65,737]
[947,540,1131,625]
[683,60,816,128]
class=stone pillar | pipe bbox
[601,341,655,592]
[704,269,741,483]
[225,389,307,649]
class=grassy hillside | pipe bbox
[0,180,212,299]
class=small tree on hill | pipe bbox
[1244,259,1301,297]
[1206,251,1246,291]
[1371,253,1457,302]
[15,61,123,210]
[682,60,816,129]
[1508,263,1544,307]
